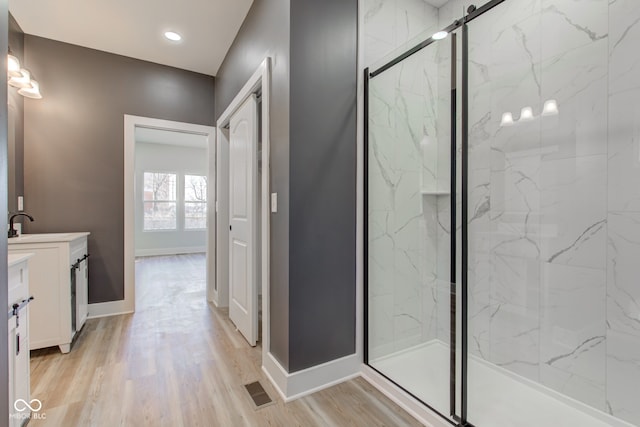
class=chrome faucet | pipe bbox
[8,213,34,238]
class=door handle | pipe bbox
[12,296,34,315]
[230,225,232,231]
[12,296,34,328]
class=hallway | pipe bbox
[28,254,420,426]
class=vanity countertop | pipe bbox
[8,253,34,267]
[8,232,90,245]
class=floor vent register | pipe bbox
[244,381,274,409]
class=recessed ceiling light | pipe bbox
[164,31,182,42]
[432,31,448,40]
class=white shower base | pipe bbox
[370,341,634,427]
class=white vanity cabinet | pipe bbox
[8,233,90,353]
[8,253,34,427]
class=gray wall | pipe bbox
[8,13,23,215]
[0,0,10,421]
[23,35,215,303]
[215,0,358,372]
[288,0,358,371]
[214,0,291,369]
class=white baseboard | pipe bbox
[135,247,206,257]
[361,364,451,427]
[262,352,289,401]
[88,300,134,319]
[262,352,360,402]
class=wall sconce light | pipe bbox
[18,80,42,99]
[8,68,31,88]
[519,106,534,122]
[500,112,514,127]
[7,49,21,78]
[500,100,559,127]
[7,48,43,99]
[542,99,559,116]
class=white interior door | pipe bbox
[228,95,258,346]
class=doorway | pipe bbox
[123,115,216,314]
[214,59,271,354]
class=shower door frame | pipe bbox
[363,1,508,426]
[364,32,459,426]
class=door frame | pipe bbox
[120,115,216,316]
[215,58,271,358]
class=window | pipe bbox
[143,172,177,230]
[184,175,207,229]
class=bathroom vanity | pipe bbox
[8,232,90,353]
[8,253,33,427]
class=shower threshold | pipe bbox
[370,340,634,427]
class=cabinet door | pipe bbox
[8,316,17,427]
[8,309,31,427]
[14,307,30,425]
[14,247,62,348]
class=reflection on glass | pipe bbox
[542,99,559,116]
[519,106,534,121]
[500,112,515,127]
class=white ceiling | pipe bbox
[8,0,254,76]
[135,127,208,149]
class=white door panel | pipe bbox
[228,95,258,346]
[231,122,249,219]
[231,239,248,310]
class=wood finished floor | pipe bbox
[29,254,421,427]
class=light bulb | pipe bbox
[164,31,182,41]
[542,99,559,116]
[500,112,514,127]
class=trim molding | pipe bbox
[263,352,360,402]
[87,300,133,319]
[215,58,272,369]
[123,115,216,314]
[135,247,206,257]
[355,0,365,371]
[262,352,288,401]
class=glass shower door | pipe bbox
[464,2,638,426]
[366,31,459,421]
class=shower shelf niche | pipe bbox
[420,190,450,196]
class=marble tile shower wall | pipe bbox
[366,0,443,360]
[366,0,640,425]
